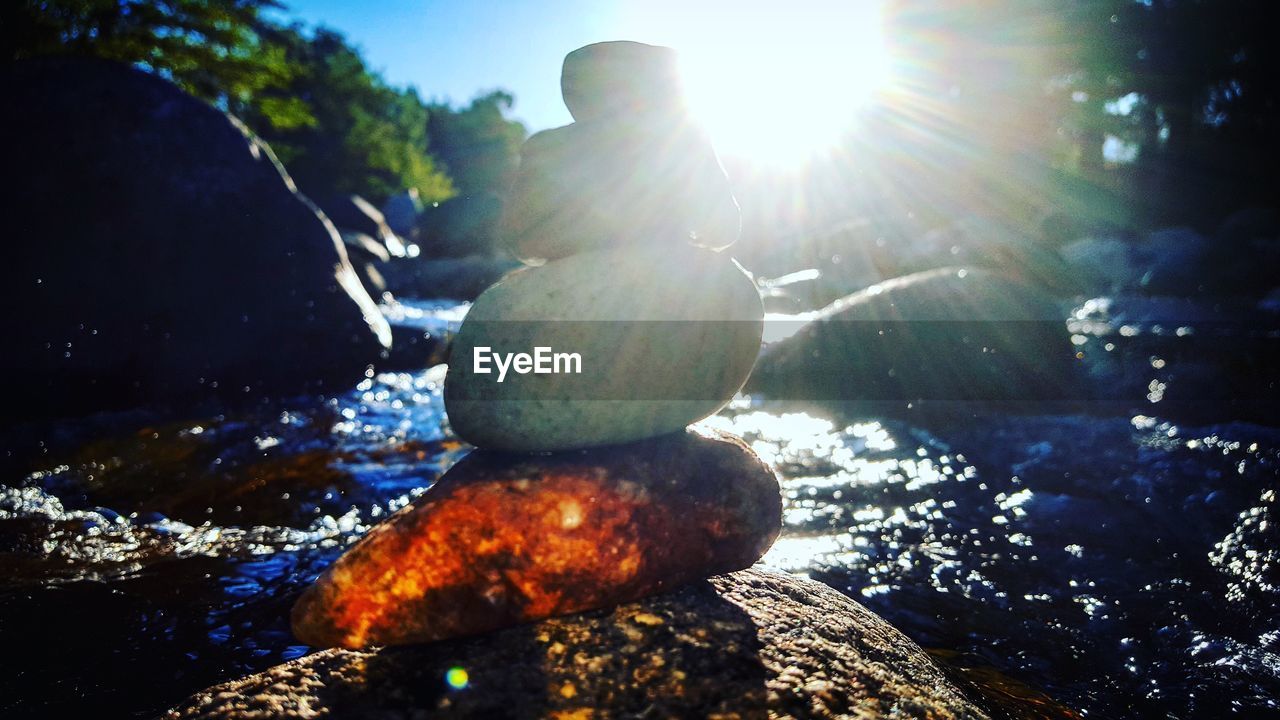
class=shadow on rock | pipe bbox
[355,585,766,719]
[170,569,988,719]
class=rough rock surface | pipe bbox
[2,58,390,422]
[749,266,1077,407]
[172,568,989,719]
[291,428,781,648]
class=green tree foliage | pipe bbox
[1,0,292,110]
[426,91,527,197]
[241,25,453,203]
[3,1,458,204]
[1041,0,1280,226]
[881,0,1278,229]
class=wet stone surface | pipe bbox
[291,428,781,648]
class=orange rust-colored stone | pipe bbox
[291,428,781,648]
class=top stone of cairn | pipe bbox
[561,41,685,121]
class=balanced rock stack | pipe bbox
[291,42,778,650]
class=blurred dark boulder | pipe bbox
[378,193,519,299]
[916,216,1081,296]
[748,267,1078,408]
[381,188,423,240]
[380,256,521,301]
[317,193,409,258]
[1215,207,1280,298]
[1134,227,1213,295]
[416,192,504,257]
[1113,221,1279,299]
[1217,207,1280,248]
[340,231,392,265]
[749,221,894,312]
[1059,235,1140,296]
[1,58,391,423]
[1059,226,1264,300]
[745,214,1084,313]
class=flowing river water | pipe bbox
[1,297,1277,718]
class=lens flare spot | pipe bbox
[445,666,469,690]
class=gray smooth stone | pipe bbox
[561,40,685,122]
[444,245,762,452]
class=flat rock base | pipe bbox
[168,569,987,719]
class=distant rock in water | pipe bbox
[415,192,504,257]
[916,216,1082,296]
[381,188,424,240]
[749,267,1078,407]
[1134,223,1279,299]
[291,428,781,648]
[178,569,987,719]
[1059,235,1139,295]
[1062,221,1280,300]
[379,255,521,302]
[1,58,390,422]
[1134,227,1213,295]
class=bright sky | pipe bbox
[278,0,618,131]
[279,0,890,166]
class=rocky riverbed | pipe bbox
[2,296,1277,718]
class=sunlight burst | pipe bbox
[675,2,891,169]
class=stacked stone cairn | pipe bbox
[292,42,780,649]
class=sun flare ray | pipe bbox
[627,1,892,169]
